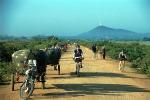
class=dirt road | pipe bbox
[0,45,150,100]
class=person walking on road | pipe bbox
[91,44,97,59]
[98,46,102,59]
[101,45,106,59]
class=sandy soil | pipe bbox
[0,45,150,100]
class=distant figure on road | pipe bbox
[91,44,97,59]
[101,45,106,59]
[118,50,127,72]
[97,46,102,59]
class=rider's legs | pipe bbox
[119,60,125,72]
[75,62,80,76]
[119,61,122,71]
[121,60,125,71]
[75,63,78,74]
[74,58,82,75]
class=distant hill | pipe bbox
[0,34,12,40]
[76,26,150,40]
[1,26,150,41]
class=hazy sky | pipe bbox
[0,0,150,36]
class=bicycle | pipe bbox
[20,61,36,99]
[74,57,83,77]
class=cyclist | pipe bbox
[24,49,37,93]
[118,50,127,72]
[27,49,37,76]
[73,44,84,74]
[27,49,47,82]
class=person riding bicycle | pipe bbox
[27,49,47,82]
[118,49,127,72]
[26,49,37,80]
[73,44,84,68]
[23,49,37,94]
[27,49,37,65]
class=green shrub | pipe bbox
[0,62,16,82]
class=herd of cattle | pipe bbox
[12,44,67,81]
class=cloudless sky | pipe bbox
[0,0,150,36]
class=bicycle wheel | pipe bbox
[20,79,34,99]
[76,63,80,77]
[41,82,45,89]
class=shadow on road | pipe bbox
[36,83,150,98]
[48,72,149,80]
[72,72,131,78]
[49,72,130,79]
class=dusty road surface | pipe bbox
[0,45,150,100]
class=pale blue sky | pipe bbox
[0,0,150,36]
